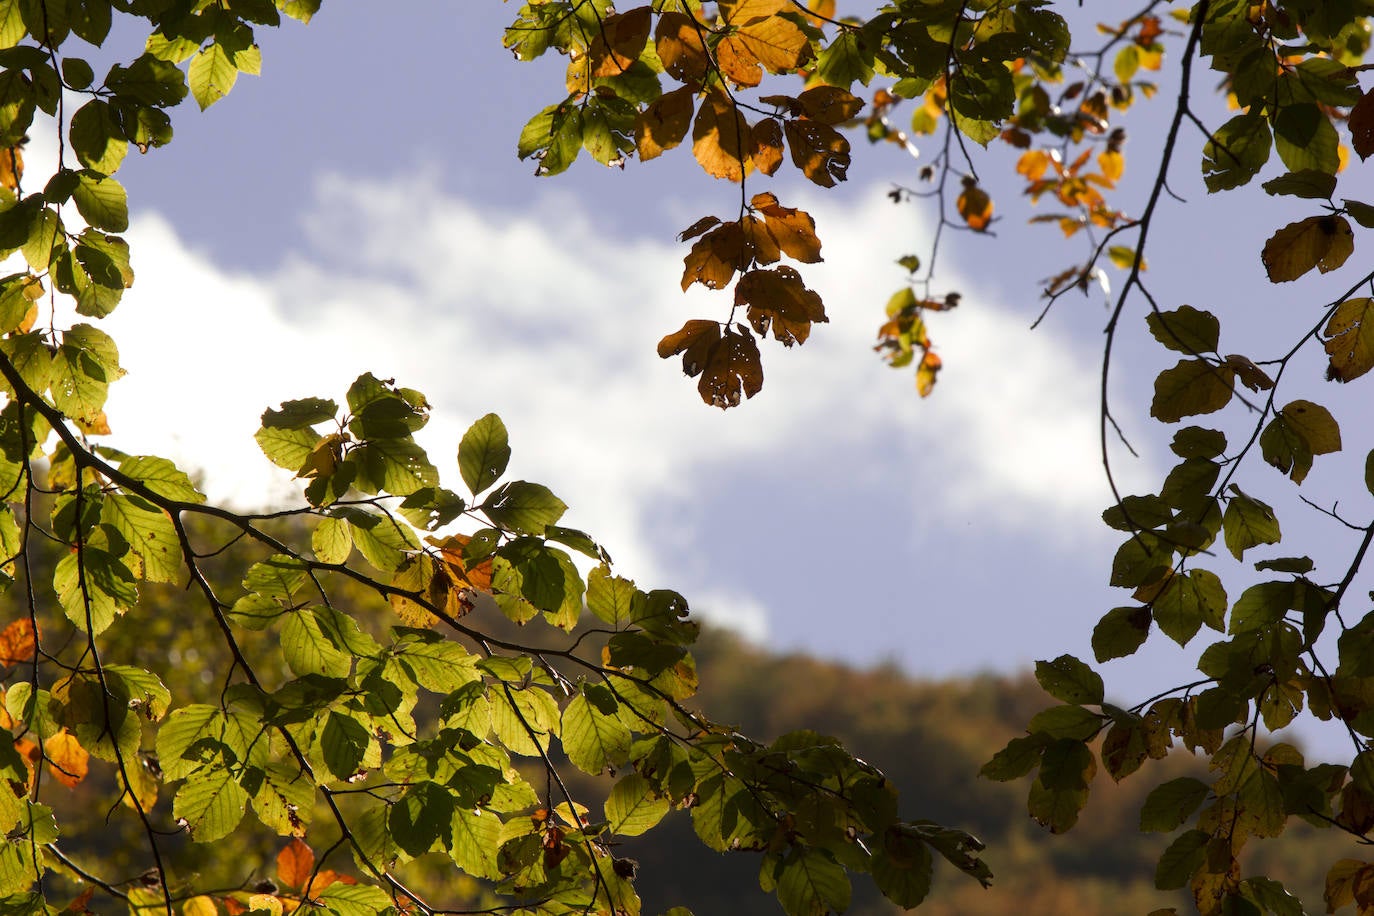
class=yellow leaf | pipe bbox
[45,731,90,788]
[1098,149,1124,182]
[1261,215,1354,283]
[655,12,709,84]
[718,0,787,24]
[247,896,282,916]
[588,6,652,77]
[916,350,942,397]
[0,145,22,192]
[717,14,810,86]
[182,896,219,916]
[692,91,753,181]
[635,85,695,161]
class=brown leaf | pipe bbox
[740,215,781,266]
[751,195,822,263]
[588,6,653,77]
[797,86,863,124]
[658,319,722,374]
[0,618,36,667]
[1261,215,1354,283]
[0,145,22,193]
[1222,354,1273,391]
[678,215,722,242]
[693,91,753,181]
[751,118,784,175]
[700,327,764,408]
[431,532,495,593]
[681,221,746,290]
[957,180,994,231]
[45,731,89,788]
[736,266,827,346]
[655,12,709,84]
[1323,297,1374,382]
[1351,87,1374,161]
[276,839,315,891]
[636,85,695,161]
[782,118,849,187]
[658,321,764,408]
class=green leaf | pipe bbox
[450,806,502,879]
[456,414,511,497]
[1035,655,1104,705]
[1147,306,1220,354]
[1273,104,1339,174]
[1140,777,1210,832]
[605,772,669,836]
[816,31,874,88]
[1027,739,1094,832]
[1027,704,1101,741]
[1154,569,1227,646]
[102,492,181,583]
[562,690,632,776]
[351,438,438,497]
[1154,828,1209,889]
[1222,487,1281,560]
[172,769,249,842]
[188,42,237,109]
[1262,169,1337,199]
[282,608,353,678]
[482,480,566,534]
[116,455,205,504]
[1201,113,1270,191]
[261,397,337,429]
[1151,359,1235,423]
[71,173,127,231]
[777,847,851,916]
[980,733,1049,781]
[316,710,372,781]
[389,782,454,858]
[872,828,933,908]
[1092,606,1151,662]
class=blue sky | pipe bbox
[26,2,1374,760]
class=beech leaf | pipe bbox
[1261,215,1354,283]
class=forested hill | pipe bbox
[624,629,1351,916]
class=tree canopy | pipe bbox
[1,0,1374,914]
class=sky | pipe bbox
[17,2,1374,760]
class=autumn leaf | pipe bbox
[751,118,785,175]
[276,839,315,891]
[655,12,709,84]
[432,532,495,593]
[1222,354,1273,392]
[681,221,748,290]
[0,618,35,667]
[957,179,993,231]
[740,215,782,266]
[1351,87,1374,161]
[0,144,22,192]
[588,7,653,77]
[736,266,828,346]
[658,321,764,408]
[916,350,942,397]
[693,91,753,181]
[1098,149,1124,183]
[751,192,823,263]
[1323,297,1374,382]
[783,118,850,187]
[797,86,864,124]
[636,85,694,161]
[716,0,811,87]
[1261,215,1354,283]
[45,730,90,788]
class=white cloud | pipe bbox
[78,172,1141,637]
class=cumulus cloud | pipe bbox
[82,171,1140,638]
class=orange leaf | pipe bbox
[431,533,495,593]
[1097,149,1124,183]
[305,869,353,895]
[957,180,994,231]
[223,899,247,915]
[751,118,784,175]
[635,85,695,161]
[717,14,811,87]
[0,145,22,193]
[277,839,315,891]
[805,0,836,25]
[1261,215,1354,283]
[62,888,96,914]
[736,266,828,346]
[752,197,822,263]
[718,0,788,24]
[678,215,722,242]
[782,118,849,187]
[1016,149,1056,182]
[655,12,709,84]
[45,731,89,789]
[797,86,863,124]
[658,319,722,375]
[588,6,653,77]
[692,91,753,181]
[916,350,943,397]
[0,618,36,667]
[740,215,781,266]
